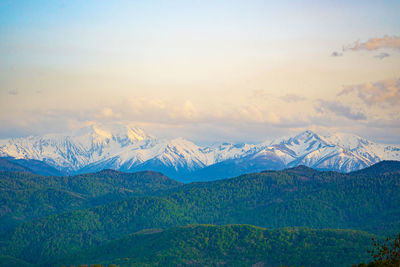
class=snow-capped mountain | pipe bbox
[0,124,153,172]
[262,130,372,172]
[324,133,400,163]
[0,124,399,181]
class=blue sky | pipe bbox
[0,1,399,144]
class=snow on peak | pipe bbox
[165,137,199,148]
[269,130,321,146]
[74,123,151,142]
[324,132,371,150]
[0,127,398,175]
[266,130,330,158]
[92,125,112,139]
[125,126,149,142]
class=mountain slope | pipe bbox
[0,255,33,267]
[53,225,375,267]
[2,161,399,264]
[0,170,181,232]
[0,158,32,173]
[353,160,400,176]
[188,149,286,181]
[0,125,399,180]
[0,124,154,173]
[325,133,400,162]
[1,157,64,176]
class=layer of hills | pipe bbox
[0,124,399,181]
[51,225,375,267]
[0,161,399,266]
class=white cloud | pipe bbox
[101,107,116,118]
[0,91,398,144]
[181,100,198,119]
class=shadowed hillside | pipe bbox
[0,161,399,265]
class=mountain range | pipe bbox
[1,123,399,181]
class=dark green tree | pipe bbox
[370,233,400,266]
[353,232,400,267]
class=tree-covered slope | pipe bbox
[353,160,400,176]
[53,225,376,267]
[1,196,190,263]
[0,170,181,231]
[0,255,33,267]
[1,157,65,176]
[164,164,400,233]
[0,158,32,173]
[1,162,399,264]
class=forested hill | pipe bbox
[352,160,400,175]
[0,169,181,232]
[0,158,33,173]
[0,161,399,265]
[51,225,375,267]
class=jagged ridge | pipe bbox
[0,124,399,180]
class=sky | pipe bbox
[0,0,399,144]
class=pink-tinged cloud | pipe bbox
[338,78,400,106]
[345,35,400,51]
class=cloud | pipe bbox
[124,98,201,123]
[374,52,390,60]
[344,35,400,51]
[235,105,281,124]
[100,107,120,118]
[331,51,343,57]
[8,89,18,95]
[1,91,398,143]
[338,78,400,106]
[280,94,307,103]
[181,100,198,119]
[315,100,366,121]
[251,89,273,100]
[252,89,266,98]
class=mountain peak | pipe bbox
[74,123,151,142]
[166,138,199,147]
[270,130,321,145]
[324,132,371,150]
[294,130,324,140]
[125,125,150,142]
[0,128,398,179]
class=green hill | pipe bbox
[0,162,399,265]
[53,224,376,267]
[0,170,181,232]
